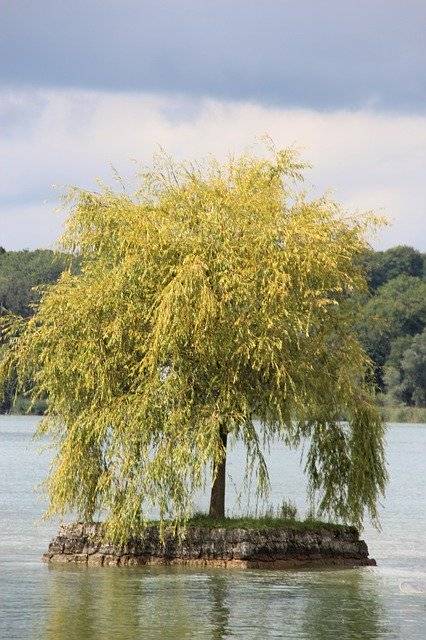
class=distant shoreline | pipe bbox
[2,408,425,424]
[380,406,426,424]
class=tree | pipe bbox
[384,330,426,407]
[0,249,72,412]
[357,274,426,388]
[0,149,387,541]
[0,249,71,317]
[359,245,424,291]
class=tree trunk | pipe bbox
[209,427,227,519]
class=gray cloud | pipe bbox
[1,89,425,251]
[1,0,426,111]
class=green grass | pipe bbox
[147,499,351,533]
[186,512,350,533]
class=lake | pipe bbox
[0,416,425,639]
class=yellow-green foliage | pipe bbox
[0,149,387,541]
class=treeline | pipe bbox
[0,245,425,417]
[357,246,425,414]
[0,248,73,413]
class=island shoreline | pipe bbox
[43,522,376,569]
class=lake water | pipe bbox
[0,416,425,639]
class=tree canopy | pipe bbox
[0,249,73,413]
[357,274,426,388]
[0,150,387,541]
[0,249,71,317]
[384,329,426,407]
[2,244,424,416]
[359,245,424,291]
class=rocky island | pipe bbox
[43,521,376,569]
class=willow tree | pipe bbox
[0,149,387,541]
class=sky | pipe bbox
[1,0,426,250]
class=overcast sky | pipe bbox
[1,1,426,250]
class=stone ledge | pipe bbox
[43,522,376,569]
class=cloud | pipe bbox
[0,202,65,251]
[1,88,425,250]
[1,0,426,111]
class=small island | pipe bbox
[43,517,375,569]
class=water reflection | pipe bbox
[40,565,397,640]
[300,570,395,640]
[207,575,231,640]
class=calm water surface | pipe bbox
[0,416,425,639]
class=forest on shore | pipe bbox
[1,244,425,421]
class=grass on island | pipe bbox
[186,512,349,533]
[148,501,350,533]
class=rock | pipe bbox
[44,522,375,568]
[87,553,104,566]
